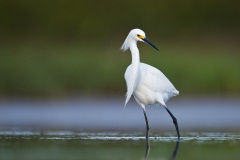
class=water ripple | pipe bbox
[0,129,240,142]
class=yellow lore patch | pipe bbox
[137,34,145,39]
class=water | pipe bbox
[0,97,240,159]
[0,130,240,160]
[0,97,240,131]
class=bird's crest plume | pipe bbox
[121,28,143,51]
[121,36,130,51]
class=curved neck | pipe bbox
[130,41,140,67]
[129,41,140,90]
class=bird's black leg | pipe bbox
[164,107,180,140]
[143,108,150,140]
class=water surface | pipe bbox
[0,130,240,160]
[0,97,240,131]
[0,97,240,159]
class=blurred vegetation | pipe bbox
[0,0,239,97]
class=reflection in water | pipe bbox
[170,140,180,160]
[144,139,150,160]
[144,139,180,160]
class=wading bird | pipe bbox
[121,29,180,140]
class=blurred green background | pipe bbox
[0,0,239,97]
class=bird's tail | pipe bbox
[173,90,179,96]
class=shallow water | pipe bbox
[1,97,240,131]
[0,130,240,160]
[0,97,240,159]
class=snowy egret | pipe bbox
[121,28,180,140]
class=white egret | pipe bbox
[121,28,180,140]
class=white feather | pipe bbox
[120,28,180,139]
[121,36,130,51]
[121,28,179,108]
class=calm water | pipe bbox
[1,97,240,131]
[0,97,240,159]
[0,130,240,160]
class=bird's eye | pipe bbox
[137,34,140,37]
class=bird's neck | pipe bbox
[130,43,140,68]
[129,42,141,90]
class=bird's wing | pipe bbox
[139,63,179,96]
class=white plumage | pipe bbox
[125,62,179,108]
[121,28,180,140]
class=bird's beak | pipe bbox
[142,37,159,51]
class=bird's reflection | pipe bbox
[170,140,180,160]
[144,139,180,160]
[144,138,150,160]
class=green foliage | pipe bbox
[0,0,239,97]
[0,0,239,44]
[0,45,239,97]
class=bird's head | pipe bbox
[129,29,146,41]
[121,28,158,51]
